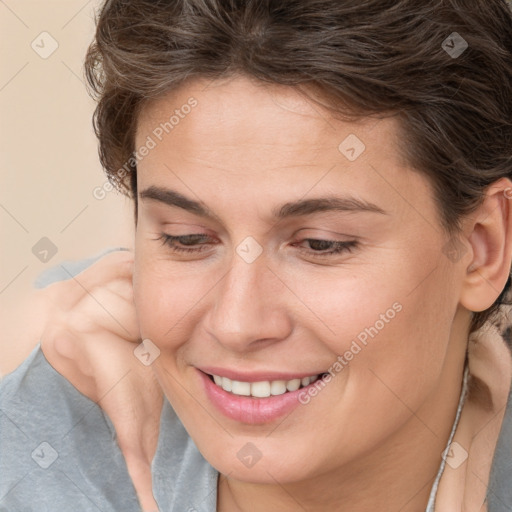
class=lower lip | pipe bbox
[198,370,318,424]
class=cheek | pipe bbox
[133,254,213,348]
[288,257,457,387]
[276,264,457,457]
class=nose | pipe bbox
[203,252,293,352]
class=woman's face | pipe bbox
[133,76,468,484]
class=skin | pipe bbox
[39,251,162,512]
[35,74,512,510]
[128,74,512,511]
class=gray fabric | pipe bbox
[0,346,142,511]
[1,247,511,511]
[487,387,512,511]
[0,346,217,512]
[152,401,217,512]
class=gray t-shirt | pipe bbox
[1,248,511,511]
[0,346,217,511]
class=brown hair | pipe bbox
[84,0,512,333]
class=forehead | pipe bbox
[134,76,437,228]
[136,75,398,162]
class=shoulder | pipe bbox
[488,386,512,511]
[0,345,140,511]
[151,398,219,512]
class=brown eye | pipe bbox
[296,239,358,257]
[157,233,216,253]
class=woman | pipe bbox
[2,0,512,510]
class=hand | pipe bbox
[40,249,162,511]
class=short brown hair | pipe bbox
[84,0,512,333]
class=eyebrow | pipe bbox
[139,185,387,220]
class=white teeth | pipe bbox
[212,374,320,397]
[270,380,287,396]
[286,379,301,392]
[251,381,271,398]
[231,380,251,396]
[221,377,232,392]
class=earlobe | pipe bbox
[459,178,512,313]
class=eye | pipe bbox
[294,238,358,257]
[156,233,216,253]
[155,233,358,258]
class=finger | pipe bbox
[44,249,134,311]
[74,249,134,288]
[66,286,140,341]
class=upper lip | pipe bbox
[198,366,326,383]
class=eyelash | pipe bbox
[156,233,358,257]
[157,234,215,253]
[294,239,358,257]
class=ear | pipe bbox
[460,178,512,312]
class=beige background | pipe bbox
[1,0,134,374]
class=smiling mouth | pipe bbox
[206,373,327,398]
